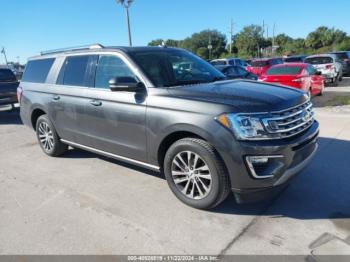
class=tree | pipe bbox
[178,30,227,60]
[305,26,347,50]
[148,39,163,46]
[233,25,264,58]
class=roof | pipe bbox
[31,44,183,60]
[306,53,336,59]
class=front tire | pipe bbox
[36,115,68,157]
[164,138,230,209]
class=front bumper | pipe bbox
[215,121,319,203]
[0,95,17,106]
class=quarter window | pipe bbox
[22,58,55,83]
[95,55,137,89]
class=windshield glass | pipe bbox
[305,57,333,65]
[266,66,302,75]
[0,69,16,82]
[251,60,268,67]
[129,49,225,87]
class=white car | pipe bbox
[305,54,343,86]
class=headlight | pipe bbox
[216,113,269,140]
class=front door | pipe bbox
[82,54,148,162]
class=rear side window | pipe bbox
[22,58,55,83]
[266,66,302,75]
[58,55,96,87]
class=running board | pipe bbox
[60,139,160,171]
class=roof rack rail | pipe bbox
[40,43,104,56]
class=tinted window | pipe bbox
[251,60,268,67]
[305,57,333,65]
[226,67,239,76]
[266,66,302,75]
[236,66,248,75]
[58,56,91,86]
[95,55,137,89]
[332,53,348,60]
[22,58,55,83]
[229,60,236,66]
[285,57,302,63]
[130,49,224,87]
[0,69,16,82]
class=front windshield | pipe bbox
[129,49,225,87]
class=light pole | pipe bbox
[1,47,8,66]
[116,0,134,46]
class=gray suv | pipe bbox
[19,45,319,209]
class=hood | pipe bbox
[167,80,307,113]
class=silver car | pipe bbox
[305,54,343,86]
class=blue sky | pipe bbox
[1,0,349,63]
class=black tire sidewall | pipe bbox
[164,140,222,209]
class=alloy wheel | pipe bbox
[171,151,212,200]
[38,122,54,152]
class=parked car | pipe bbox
[19,45,319,209]
[0,68,19,111]
[246,58,283,76]
[304,54,343,86]
[284,55,307,63]
[328,51,350,76]
[214,65,258,80]
[210,58,245,67]
[259,63,324,97]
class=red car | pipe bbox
[246,58,283,76]
[258,63,325,96]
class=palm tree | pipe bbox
[116,0,134,46]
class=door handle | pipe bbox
[90,100,102,106]
[53,95,60,101]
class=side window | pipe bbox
[229,60,235,66]
[95,55,137,89]
[236,66,247,75]
[57,55,94,87]
[227,67,239,76]
[307,65,316,75]
[22,58,55,83]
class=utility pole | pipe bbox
[208,34,212,60]
[1,47,8,66]
[116,0,133,46]
[272,23,276,55]
[228,19,234,54]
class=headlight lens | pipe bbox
[216,113,269,140]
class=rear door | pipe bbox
[50,55,98,146]
[82,53,148,162]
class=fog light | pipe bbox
[246,155,284,179]
[246,156,269,164]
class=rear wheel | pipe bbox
[36,115,68,157]
[163,138,230,209]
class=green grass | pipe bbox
[328,96,350,106]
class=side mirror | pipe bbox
[315,71,322,76]
[109,77,145,92]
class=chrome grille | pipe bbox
[262,100,314,138]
